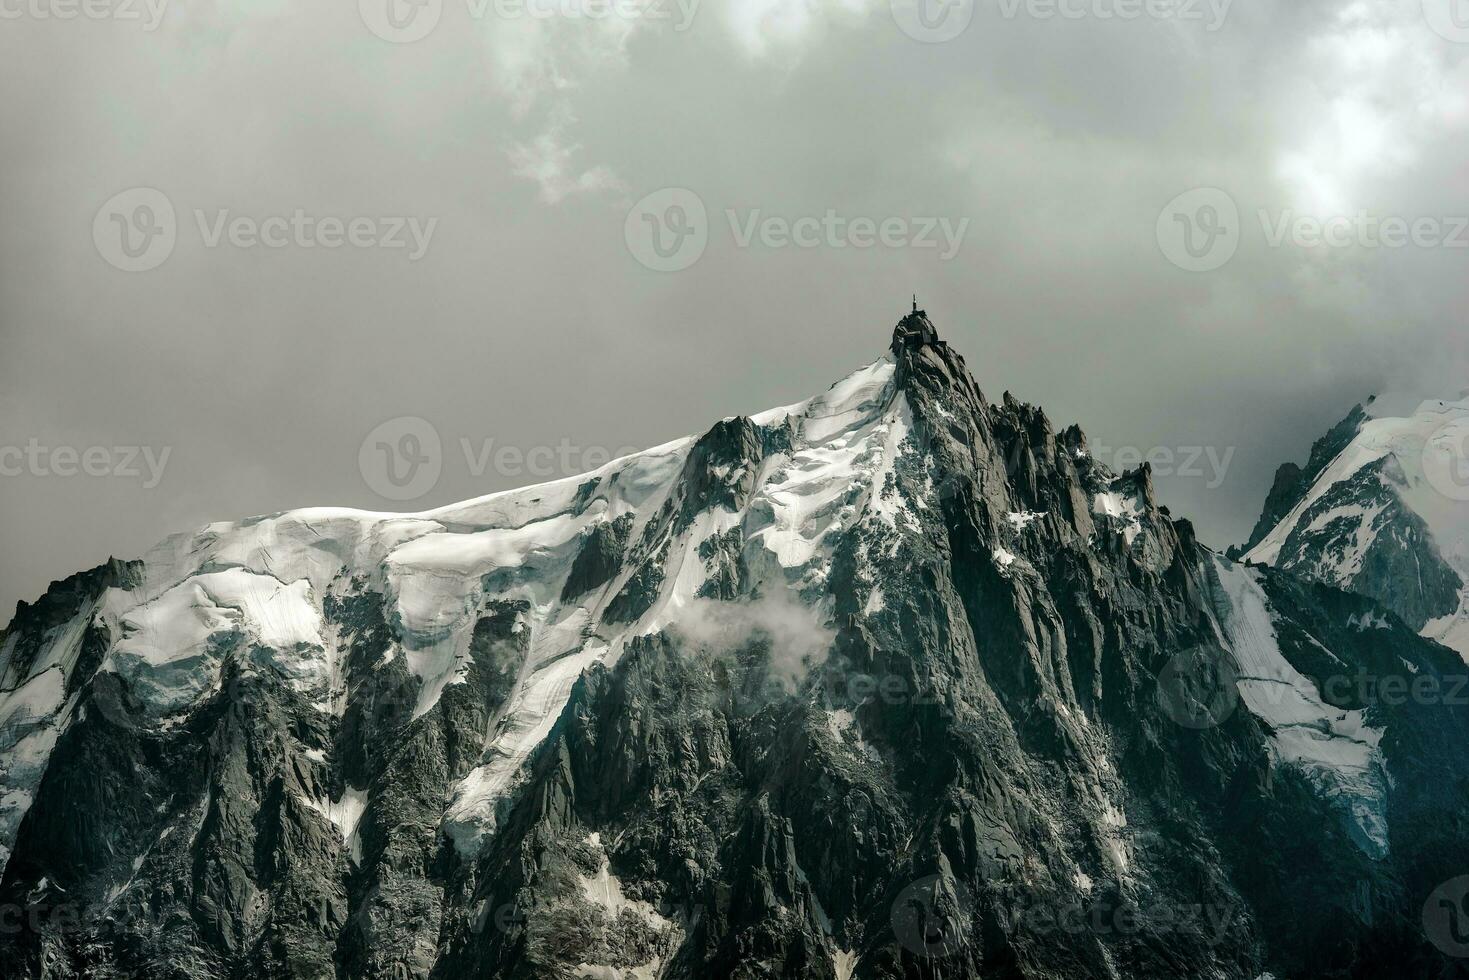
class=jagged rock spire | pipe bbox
[891,299,939,352]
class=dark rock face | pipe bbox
[3,316,1468,980]
[677,416,764,525]
[602,538,670,625]
[562,515,635,601]
[695,529,747,600]
[0,557,144,875]
[890,310,939,352]
[0,558,141,691]
[1240,404,1370,555]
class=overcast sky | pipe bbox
[2,0,1467,617]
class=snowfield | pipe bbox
[2,354,929,863]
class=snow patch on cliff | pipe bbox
[1092,491,1144,546]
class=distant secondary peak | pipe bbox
[891,297,940,352]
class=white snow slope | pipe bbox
[1208,555,1390,859]
[0,354,911,866]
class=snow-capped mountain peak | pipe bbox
[1241,395,1469,657]
[4,312,1469,980]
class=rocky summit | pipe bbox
[1237,395,1469,660]
[3,311,1468,980]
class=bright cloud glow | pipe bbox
[1276,0,1469,215]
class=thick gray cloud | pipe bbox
[2,0,1466,616]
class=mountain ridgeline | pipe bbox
[2,311,1468,980]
